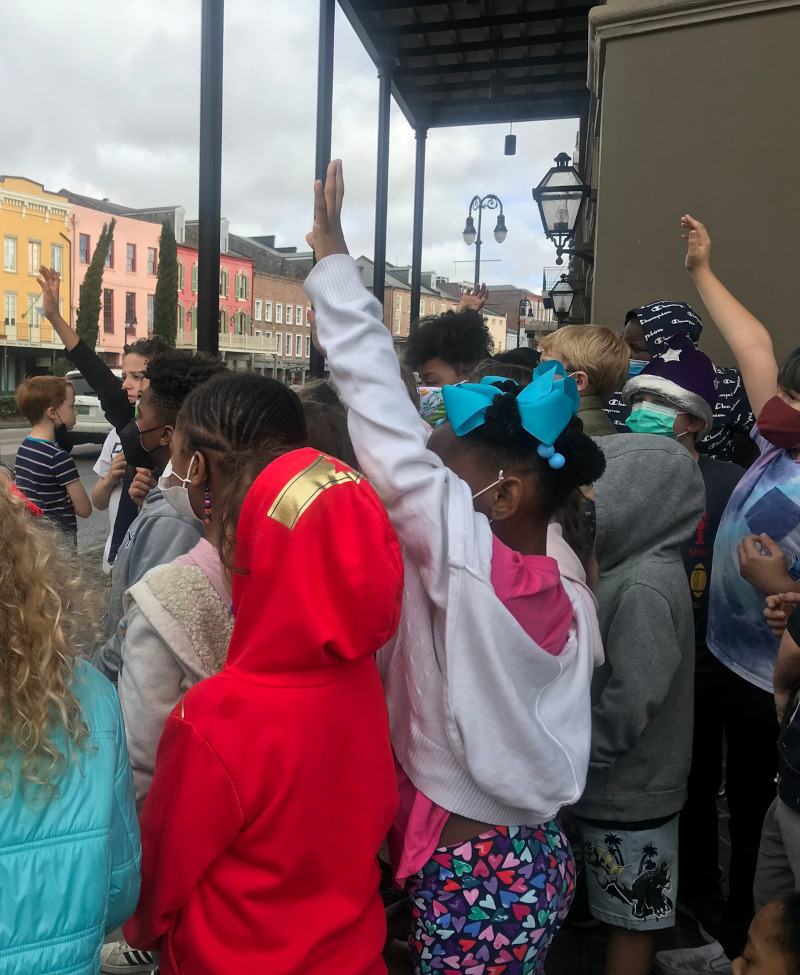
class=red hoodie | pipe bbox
[125,448,404,974]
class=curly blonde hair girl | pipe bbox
[0,483,99,800]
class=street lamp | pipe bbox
[532,152,592,266]
[549,274,575,325]
[462,194,507,286]
[518,297,533,348]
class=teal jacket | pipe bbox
[0,661,141,975]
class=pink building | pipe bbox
[64,193,163,364]
[176,243,255,365]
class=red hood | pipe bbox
[228,448,403,681]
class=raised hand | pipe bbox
[305,159,347,262]
[681,214,711,275]
[37,266,62,323]
[457,283,489,314]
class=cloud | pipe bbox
[2,0,579,293]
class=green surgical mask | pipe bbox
[627,401,679,438]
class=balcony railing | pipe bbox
[0,320,61,347]
[175,330,279,355]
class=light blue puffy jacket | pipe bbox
[0,661,141,975]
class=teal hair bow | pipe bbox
[441,361,580,448]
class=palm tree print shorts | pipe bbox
[578,814,679,930]
[407,821,574,974]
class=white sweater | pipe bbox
[306,254,598,825]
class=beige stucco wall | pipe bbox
[589,1,800,367]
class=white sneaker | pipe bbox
[653,941,733,975]
[100,939,155,973]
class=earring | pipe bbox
[203,486,213,524]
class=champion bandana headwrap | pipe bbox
[441,361,580,469]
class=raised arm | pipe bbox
[304,161,479,599]
[37,266,79,351]
[682,215,778,416]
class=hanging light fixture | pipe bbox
[532,152,591,265]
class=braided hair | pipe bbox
[459,380,606,516]
[145,350,228,426]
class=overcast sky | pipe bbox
[2,0,579,292]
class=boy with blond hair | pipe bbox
[539,325,629,437]
[14,375,91,540]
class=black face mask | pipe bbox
[119,418,156,471]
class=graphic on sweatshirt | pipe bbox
[408,821,574,974]
[584,835,673,921]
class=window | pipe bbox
[4,293,17,328]
[219,270,229,297]
[275,332,282,355]
[235,272,249,301]
[191,264,198,293]
[103,289,114,333]
[394,316,401,335]
[3,236,17,272]
[286,333,292,357]
[79,234,90,264]
[125,292,136,325]
[27,293,44,328]
[419,299,425,316]
[265,330,272,340]
[177,262,185,291]
[107,239,115,269]
[430,302,436,315]
[190,305,197,331]
[50,244,63,276]
[254,299,262,321]
[147,294,155,333]
[219,309,228,332]
[305,306,311,327]
[396,294,402,310]
[126,244,136,272]
[176,303,183,333]
[265,301,272,323]
[286,304,293,326]
[305,335,311,358]
[295,334,302,358]
[275,302,283,324]
[28,240,41,275]
[147,247,157,275]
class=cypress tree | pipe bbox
[75,218,115,348]
[153,221,178,346]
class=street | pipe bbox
[0,426,109,555]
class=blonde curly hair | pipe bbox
[0,483,98,800]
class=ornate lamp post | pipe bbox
[532,153,592,266]
[463,194,507,286]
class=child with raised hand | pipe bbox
[682,214,800,957]
[304,160,606,974]
[14,375,91,541]
[0,480,140,975]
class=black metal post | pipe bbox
[310,0,335,379]
[372,59,393,307]
[409,127,427,333]
[197,0,224,356]
[473,204,483,286]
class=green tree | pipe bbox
[75,218,115,348]
[49,356,71,377]
[152,221,178,346]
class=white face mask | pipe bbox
[158,456,201,522]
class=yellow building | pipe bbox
[1,176,72,390]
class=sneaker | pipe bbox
[678,890,728,943]
[100,939,155,973]
[653,941,732,975]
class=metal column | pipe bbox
[197,0,224,356]
[310,0,335,379]
[409,127,427,333]
[372,59,393,307]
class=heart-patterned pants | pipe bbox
[407,821,575,974]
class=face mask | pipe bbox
[626,401,679,438]
[119,418,157,471]
[627,359,648,380]
[158,456,201,521]
[757,395,800,450]
[472,470,504,502]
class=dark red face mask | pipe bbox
[757,395,800,450]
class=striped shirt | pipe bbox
[14,436,79,537]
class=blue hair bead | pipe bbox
[537,443,555,459]
[548,452,566,470]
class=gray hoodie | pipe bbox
[91,487,203,684]
[574,434,706,822]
